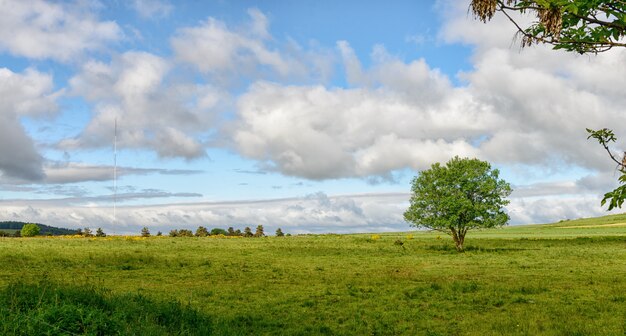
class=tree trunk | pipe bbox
[450,227,465,252]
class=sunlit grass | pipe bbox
[0,216,625,335]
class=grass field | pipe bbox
[1,215,625,335]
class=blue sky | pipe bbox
[1,0,624,234]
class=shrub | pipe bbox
[275,228,285,237]
[243,227,253,237]
[195,226,209,237]
[141,227,151,237]
[178,229,194,237]
[20,224,40,237]
[210,228,227,236]
[95,228,106,237]
[254,225,265,237]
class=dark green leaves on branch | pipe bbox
[471,0,626,53]
[586,128,626,210]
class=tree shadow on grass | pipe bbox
[425,245,533,253]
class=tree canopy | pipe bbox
[20,224,41,237]
[471,0,626,53]
[404,157,512,252]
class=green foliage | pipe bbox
[20,224,40,237]
[141,227,151,237]
[275,228,285,237]
[210,228,228,236]
[243,226,253,237]
[95,228,106,237]
[404,156,512,251]
[195,226,209,237]
[587,128,626,210]
[0,222,75,236]
[83,228,93,237]
[168,229,195,237]
[227,226,236,236]
[0,280,213,335]
[472,0,626,53]
[254,225,265,237]
[178,229,194,237]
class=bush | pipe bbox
[20,224,40,237]
[275,228,285,237]
[243,227,253,237]
[210,228,227,236]
[95,228,106,237]
[254,225,265,237]
[195,226,209,237]
[141,227,151,237]
[176,229,194,237]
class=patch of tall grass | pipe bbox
[0,279,213,335]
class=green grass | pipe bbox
[0,215,625,335]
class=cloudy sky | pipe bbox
[1,0,624,235]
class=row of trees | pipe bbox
[76,227,107,237]
[141,225,287,238]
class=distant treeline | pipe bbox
[0,221,76,236]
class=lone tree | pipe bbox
[404,156,512,252]
[95,228,106,237]
[20,223,40,237]
[243,227,253,237]
[275,228,285,237]
[254,225,265,237]
[141,227,151,237]
[195,226,209,237]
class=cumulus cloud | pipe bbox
[231,43,492,179]
[0,68,60,181]
[228,8,626,181]
[60,51,222,159]
[0,0,121,61]
[171,9,332,82]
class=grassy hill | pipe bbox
[0,221,76,236]
[0,216,624,335]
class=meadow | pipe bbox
[1,215,625,335]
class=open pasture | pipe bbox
[0,216,625,335]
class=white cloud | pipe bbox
[171,9,332,82]
[0,0,121,61]
[230,43,494,179]
[130,0,173,19]
[60,51,222,159]
[228,6,626,183]
[0,68,59,181]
